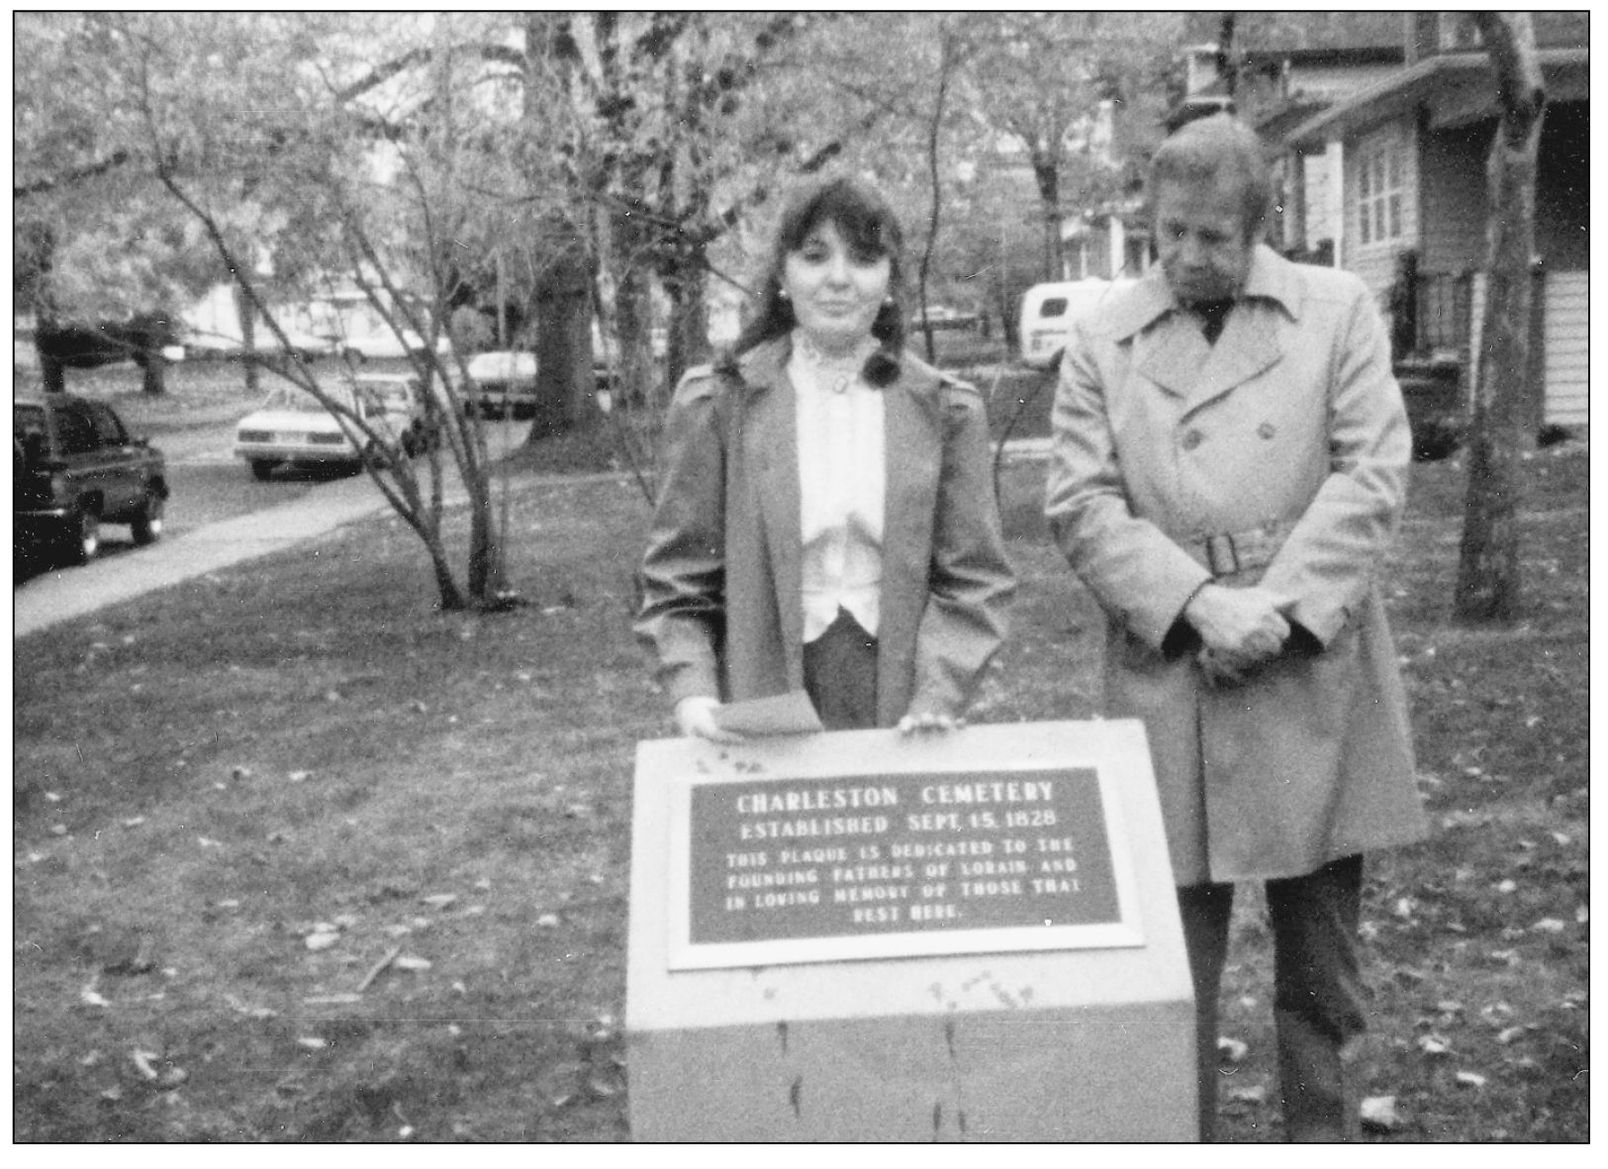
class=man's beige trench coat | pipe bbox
[1045,246,1428,885]
[637,336,1014,728]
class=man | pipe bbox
[1044,114,1428,1142]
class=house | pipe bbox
[1284,13,1589,429]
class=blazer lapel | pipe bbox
[877,363,943,714]
[739,344,805,669]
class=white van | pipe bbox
[1018,278,1135,370]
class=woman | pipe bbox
[636,175,1014,739]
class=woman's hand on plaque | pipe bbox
[675,695,746,743]
[897,709,964,736]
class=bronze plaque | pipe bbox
[687,767,1118,946]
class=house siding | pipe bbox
[1461,270,1585,428]
[1542,271,1588,426]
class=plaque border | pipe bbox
[664,731,1148,971]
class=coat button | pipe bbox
[1181,428,1204,451]
[1258,421,1276,439]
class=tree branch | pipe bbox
[14,149,132,199]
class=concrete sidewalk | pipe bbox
[13,471,396,641]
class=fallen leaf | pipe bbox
[122,816,146,828]
[305,931,341,952]
[131,1050,162,1081]
[1226,1085,1266,1104]
[296,1037,328,1050]
[224,994,277,1019]
[537,913,561,928]
[1216,1036,1248,1064]
[288,771,311,783]
[1576,905,1589,924]
[1455,1070,1487,1089]
[1435,1000,1464,1016]
[100,1086,124,1102]
[1417,1035,1452,1056]
[421,894,458,910]
[1360,1095,1403,1133]
[231,766,252,781]
[1531,918,1567,934]
[394,955,432,972]
[1495,879,1517,894]
[45,791,62,803]
[50,824,68,836]
[303,993,363,1006]
[1496,1026,1528,1044]
[80,985,110,1007]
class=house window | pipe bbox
[1356,136,1404,247]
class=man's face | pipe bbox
[1154,175,1256,306]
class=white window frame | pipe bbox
[1355,131,1405,249]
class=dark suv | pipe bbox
[13,392,169,567]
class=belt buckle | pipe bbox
[1207,533,1239,576]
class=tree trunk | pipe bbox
[662,256,710,396]
[1454,12,1545,624]
[612,258,655,412]
[140,352,168,395]
[530,237,596,440]
[233,282,261,397]
[1030,154,1063,281]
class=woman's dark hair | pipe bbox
[725,175,906,385]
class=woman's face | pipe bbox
[781,219,891,352]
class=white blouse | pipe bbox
[789,337,885,643]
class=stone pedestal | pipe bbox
[625,719,1195,1142]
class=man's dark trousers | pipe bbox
[1178,854,1366,1142]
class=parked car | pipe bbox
[13,391,169,567]
[1018,279,1135,370]
[232,374,439,480]
[466,350,539,419]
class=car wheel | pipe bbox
[62,506,100,567]
[131,490,165,545]
[249,459,277,481]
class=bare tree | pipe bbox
[1454,11,1546,623]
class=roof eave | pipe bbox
[1285,47,1589,148]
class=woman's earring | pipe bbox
[883,295,895,305]
[778,288,790,300]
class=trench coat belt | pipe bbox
[1183,520,1295,578]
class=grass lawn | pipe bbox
[12,395,1588,1141]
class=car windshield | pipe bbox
[257,384,399,419]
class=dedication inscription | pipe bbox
[688,767,1117,946]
